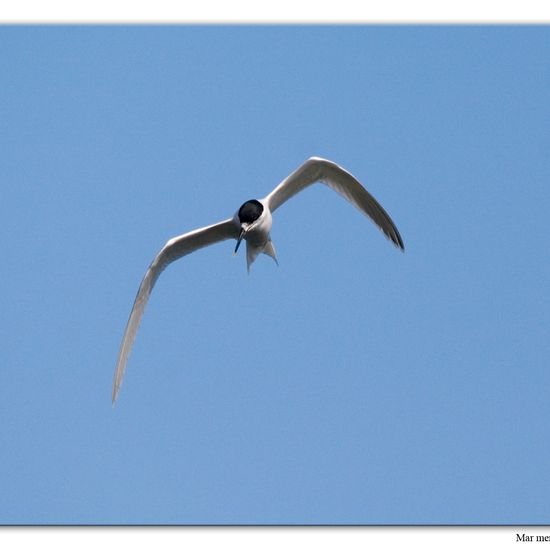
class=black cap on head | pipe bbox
[238,200,263,224]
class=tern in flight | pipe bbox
[112,157,404,403]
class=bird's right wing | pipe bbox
[264,157,404,250]
[112,218,238,404]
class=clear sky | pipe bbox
[1,25,549,525]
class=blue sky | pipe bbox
[0,25,549,525]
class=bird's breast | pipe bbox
[246,204,272,246]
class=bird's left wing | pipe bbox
[112,218,238,404]
[264,157,404,250]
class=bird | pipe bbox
[112,156,404,403]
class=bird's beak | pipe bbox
[234,227,246,254]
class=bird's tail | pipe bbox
[262,240,278,266]
[246,239,278,273]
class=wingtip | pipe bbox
[390,229,405,252]
[111,385,119,406]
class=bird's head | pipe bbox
[234,199,264,254]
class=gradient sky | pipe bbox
[1,25,549,525]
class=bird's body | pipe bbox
[234,199,277,270]
[112,157,404,403]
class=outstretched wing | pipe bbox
[264,157,404,250]
[112,218,238,403]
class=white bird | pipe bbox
[112,157,404,403]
